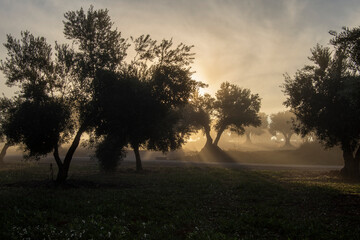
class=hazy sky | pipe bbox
[1,0,359,114]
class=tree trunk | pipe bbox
[355,147,360,177]
[341,147,360,179]
[133,144,143,171]
[0,142,11,164]
[53,145,65,183]
[283,133,292,147]
[213,126,225,147]
[245,132,252,144]
[204,126,213,148]
[54,124,86,184]
[56,165,68,184]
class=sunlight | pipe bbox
[192,71,209,96]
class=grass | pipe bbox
[0,161,359,239]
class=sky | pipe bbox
[0,0,360,114]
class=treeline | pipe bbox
[0,6,360,180]
[0,6,263,183]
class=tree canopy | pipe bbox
[186,82,261,153]
[283,27,360,178]
[185,90,215,148]
[93,34,200,171]
[269,111,295,148]
[213,82,261,146]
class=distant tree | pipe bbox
[0,6,128,183]
[283,31,360,178]
[0,97,15,163]
[213,82,261,147]
[93,35,199,171]
[269,111,295,147]
[185,90,215,149]
[185,82,261,152]
[244,112,268,144]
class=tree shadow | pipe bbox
[198,145,237,163]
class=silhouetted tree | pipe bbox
[283,32,360,178]
[95,133,126,172]
[0,31,72,168]
[0,6,128,183]
[244,112,268,144]
[213,82,261,147]
[330,26,360,69]
[185,90,215,149]
[93,35,199,171]
[269,111,295,148]
[186,83,261,153]
[0,97,15,163]
[93,70,157,171]
[4,98,70,159]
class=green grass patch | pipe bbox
[0,162,359,239]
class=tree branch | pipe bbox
[63,123,87,169]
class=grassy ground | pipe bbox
[0,162,359,239]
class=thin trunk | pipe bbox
[355,146,360,177]
[204,126,213,148]
[53,144,62,169]
[213,126,225,147]
[341,145,360,179]
[133,144,143,171]
[0,142,11,164]
[55,124,86,184]
[53,145,64,183]
[283,133,292,147]
[355,146,360,162]
[245,132,252,144]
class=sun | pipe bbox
[192,71,209,96]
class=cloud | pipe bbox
[1,0,360,113]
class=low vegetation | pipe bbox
[0,162,359,239]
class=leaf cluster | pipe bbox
[283,38,360,151]
[214,82,261,135]
[244,112,268,136]
[269,111,295,137]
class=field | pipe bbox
[0,161,359,239]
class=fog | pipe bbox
[0,0,352,168]
[1,136,342,167]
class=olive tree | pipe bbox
[186,82,261,152]
[244,112,268,144]
[269,111,295,148]
[283,31,360,178]
[213,82,261,147]
[93,35,199,171]
[0,6,128,183]
[0,97,15,163]
[184,90,215,149]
